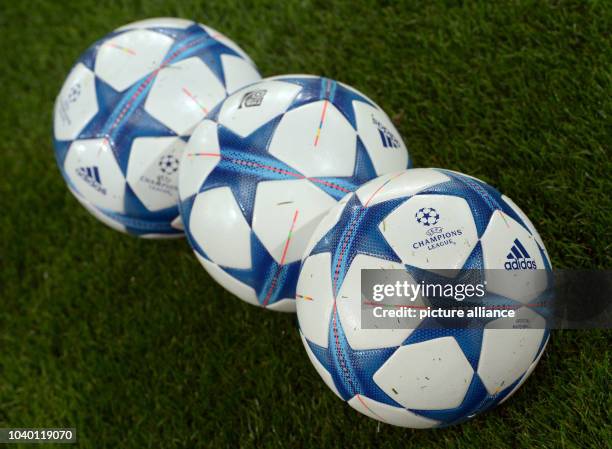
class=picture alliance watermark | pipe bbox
[361,269,612,330]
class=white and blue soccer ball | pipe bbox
[179,75,411,311]
[296,168,552,427]
[53,18,261,237]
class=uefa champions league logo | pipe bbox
[67,83,81,103]
[158,155,179,175]
[411,207,463,250]
[57,83,82,126]
[138,155,179,198]
[238,89,267,108]
[415,207,440,226]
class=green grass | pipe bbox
[1,0,611,447]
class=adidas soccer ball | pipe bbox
[179,75,411,311]
[53,17,261,237]
[296,168,552,427]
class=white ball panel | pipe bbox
[501,194,551,265]
[302,193,351,259]
[221,54,261,95]
[353,101,408,175]
[355,168,450,207]
[347,395,439,428]
[218,80,302,137]
[54,63,98,141]
[498,333,549,405]
[354,171,404,206]
[268,74,320,81]
[373,337,474,410]
[64,139,126,212]
[171,214,184,230]
[381,195,478,274]
[252,179,336,264]
[178,120,220,199]
[337,254,417,350]
[266,298,296,313]
[116,17,194,31]
[481,210,548,303]
[296,253,334,348]
[478,314,545,395]
[145,57,226,135]
[268,101,357,177]
[300,331,342,399]
[126,137,184,211]
[95,29,174,92]
[195,253,259,306]
[189,187,252,269]
[494,304,546,330]
[126,136,179,174]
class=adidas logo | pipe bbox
[504,239,537,270]
[76,166,106,195]
[372,116,400,148]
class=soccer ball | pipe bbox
[179,75,411,311]
[296,168,552,427]
[53,17,261,237]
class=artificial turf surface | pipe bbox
[1,0,611,447]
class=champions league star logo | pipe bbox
[58,83,82,126]
[139,155,179,197]
[67,83,81,103]
[415,207,440,226]
[158,155,179,175]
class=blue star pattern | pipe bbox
[181,75,412,308]
[53,21,260,236]
[299,169,552,427]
